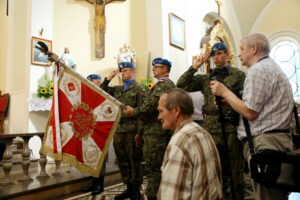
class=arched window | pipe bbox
[270,40,300,101]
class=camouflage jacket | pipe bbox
[177,66,245,141]
[133,77,175,135]
[101,78,145,134]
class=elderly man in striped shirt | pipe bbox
[210,33,294,200]
[156,88,222,200]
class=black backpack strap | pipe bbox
[242,117,255,156]
[293,104,300,135]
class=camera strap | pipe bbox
[242,117,255,156]
[293,104,300,135]
[216,96,236,200]
[257,55,269,63]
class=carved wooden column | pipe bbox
[65,164,74,173]
[52,160,63,176]
[18,136,33,183]
[0,138,14,185]
[36,135,49,178]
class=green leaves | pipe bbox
[37,79,53,99]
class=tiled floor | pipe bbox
[65,176,300,200]
[64,182,147,200]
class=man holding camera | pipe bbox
[177,43,245,200]
[211,33,294,200]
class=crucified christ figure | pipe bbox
[86,0,126,58]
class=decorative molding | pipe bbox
[226,0,243,40]
[250,0,278,34]
[269,30,300,47]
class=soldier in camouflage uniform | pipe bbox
[177,43,246,200]
[124,58,175,200]
[101,62,145,200]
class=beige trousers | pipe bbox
[243,132,293,200]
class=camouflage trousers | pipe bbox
[113,132,143,185]
[212,132,245,200]
[143,134,171,199]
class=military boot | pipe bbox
[114,184,132,200]
[130,184,141,200]
[91,176,104,196]
[81,178,97,193]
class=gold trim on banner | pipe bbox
[42,145,63,160]
[61,108,121,177]
[62,66,122,108]
[42,103,63,160]
[42,65,122,177]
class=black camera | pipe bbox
[224,110,240,126]
[210,67,240,126]
[209,67,229,82]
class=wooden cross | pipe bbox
[215,0,222,18]
[7,0,9,16]
[85,0,126,58]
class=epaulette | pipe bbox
[158,79,164,83]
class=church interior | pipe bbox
[0,0,300,199]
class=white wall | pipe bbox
[53,0,132,81]
[28,0,53,132]
[5,0,32,133]
[146,0,243,83]
[0,0,8,93]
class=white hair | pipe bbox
[242,33,270,55]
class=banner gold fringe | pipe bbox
[42,65,122,177]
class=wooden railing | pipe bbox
[0,132,47,185]
[0,132,120,199]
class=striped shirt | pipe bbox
[157,118,222,200]
[237,57,294,140]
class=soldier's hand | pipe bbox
[123,106,133,117]
[192,52,210,70]
[134,134,142,148]
[107,69,118,81]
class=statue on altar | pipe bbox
[199,0,236,73]
[116,43,136,66]
[60,47,76,69]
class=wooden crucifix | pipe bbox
[85,0,126,58]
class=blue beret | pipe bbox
[152,58,172,68]
[118,62,135,71]
[211,43,228,56]
[87,74,101,80]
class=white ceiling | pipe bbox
[231,0,271,35]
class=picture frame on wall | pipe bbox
[31,37,52,66]
[169,13,185,50]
